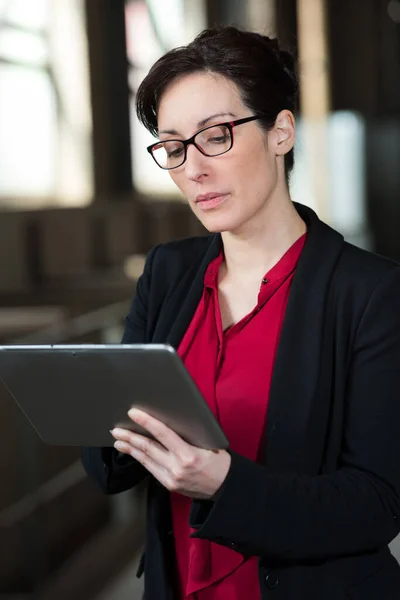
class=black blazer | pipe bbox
[82,203,400,600]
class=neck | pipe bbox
[220,194,306,281]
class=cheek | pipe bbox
[232,136,270,176]
[169,171,179,187]
[169,171,187,195]
[233,152,272,190]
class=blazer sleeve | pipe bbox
[81,245,160,495]
[189,267,400,561]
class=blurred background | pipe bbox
[0,0,399,598]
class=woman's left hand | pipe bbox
[110,408,231,500]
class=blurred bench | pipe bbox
[0,307,66,341]
[0,300,144,597]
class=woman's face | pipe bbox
[157,72,292,235]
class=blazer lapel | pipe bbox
[263,204,344,474]
[151,234,222,347]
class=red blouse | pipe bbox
[171,234,307,599]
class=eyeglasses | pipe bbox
[147,115,261,170]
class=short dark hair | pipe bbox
[136,26,299,182]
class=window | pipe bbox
[125,0,206,198]
[0,0,93,208]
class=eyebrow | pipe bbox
[158,112,236,136]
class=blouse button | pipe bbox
[262,277,268,284]
[265,571,279,589]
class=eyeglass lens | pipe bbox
[152,124,232,169]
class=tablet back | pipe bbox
[0,344,229,450]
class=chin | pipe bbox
[190,201,246,233]
[197,215,242,234]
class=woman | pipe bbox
[82,26,400,600]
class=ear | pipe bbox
[271,110,296,156]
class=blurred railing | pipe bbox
[0,298,145,599]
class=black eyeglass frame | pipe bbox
[147,115,261,170]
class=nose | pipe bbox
[184,143,209,181]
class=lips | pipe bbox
[194,192,229,210]
[196,192,226,203]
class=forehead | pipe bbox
[157,72,246,135]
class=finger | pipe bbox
[128,409,190,454]
[114,439,172,489]
[110,427,129,440]
[111,427,167,459]
[113,440,131,455]
[113,438,162,464]
[111,427,138,441]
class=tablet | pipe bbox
[0,344,229,450]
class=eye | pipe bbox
[207,133,229,144]
[163,141,184,158]
[167,146,184,158]
[200,125,230,146]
